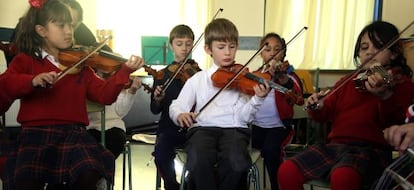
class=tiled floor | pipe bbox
[112,143,329,190]
[113,143,158,190]
[0,142,329,190]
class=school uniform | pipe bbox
[169,63,266,190]
[251,70,303,190]
[1,51,134,189]
[290,74,414,187]
[150,60,199,190]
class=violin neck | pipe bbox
[98,50,128,62]
[244,72,289,93]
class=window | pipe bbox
[265,0,375,69]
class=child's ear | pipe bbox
[35,25,46,38]
[204,44,212,56]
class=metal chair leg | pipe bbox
[179,163,187,190]
[247,163,260,190]
[123,141,132,190]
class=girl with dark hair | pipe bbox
[0,0,143,189]
[278,21,414,190]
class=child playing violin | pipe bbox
[169,18,270,190]
[278,21,414,190]
[251,32,304,190]
[151,24,200,190]
[0,0,143,189]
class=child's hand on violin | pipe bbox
[153,85,165,102]
[32,71,58,88]
[128,77,142,94]
[177,112,197,128]
[253,81,270,98]
[365,72,393,99]
[125,55,144,71]
[305,91,327,110]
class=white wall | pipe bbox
[210,0,265,69]
[382,0,414,38]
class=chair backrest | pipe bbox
[295,69,315,96]
[0,27,14,42]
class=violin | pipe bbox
[59,46,163,79]
[211,63,301,103]
[165,59,201,84]
[95,49,164,79]
[260,60,290,74]
[58,47,123,74]
[353,63,394,91]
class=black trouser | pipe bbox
[185,127,251,190]
[153,128,186,190]
[88,127,126,159]
[251,125,293,190]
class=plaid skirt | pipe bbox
[290,142,392,187]
[2,125,115,189]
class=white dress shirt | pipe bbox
[87,90,136,131]
[169,64,265,128]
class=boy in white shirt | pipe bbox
[169,18,270,190]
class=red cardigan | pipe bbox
[308,75,414,145]
[275,72,304,120]
[1,53,134,127]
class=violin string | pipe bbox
[195,43,268,119]
[306,20,414,110]
[162,8,224,92]
[55,37,111,83]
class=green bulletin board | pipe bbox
[141,36,174,65]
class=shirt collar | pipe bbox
[207,63,219,76]
[40,49,60,67]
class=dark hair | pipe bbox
[169,24,194,44]
[353,21,412,77]
[260,32,287,60]
[204,18,238,49]
[64,0,83,21]
[15,0,72,59]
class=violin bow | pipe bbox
[196,27,309,118]
[306,20,414,110]
[260,26,308,72]
[54,37,112,83]
[195,42,268,118]
[161,8,224,93]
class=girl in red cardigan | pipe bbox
[0,0,143,189]
[278,21,414,190]
[251,32,304,190]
